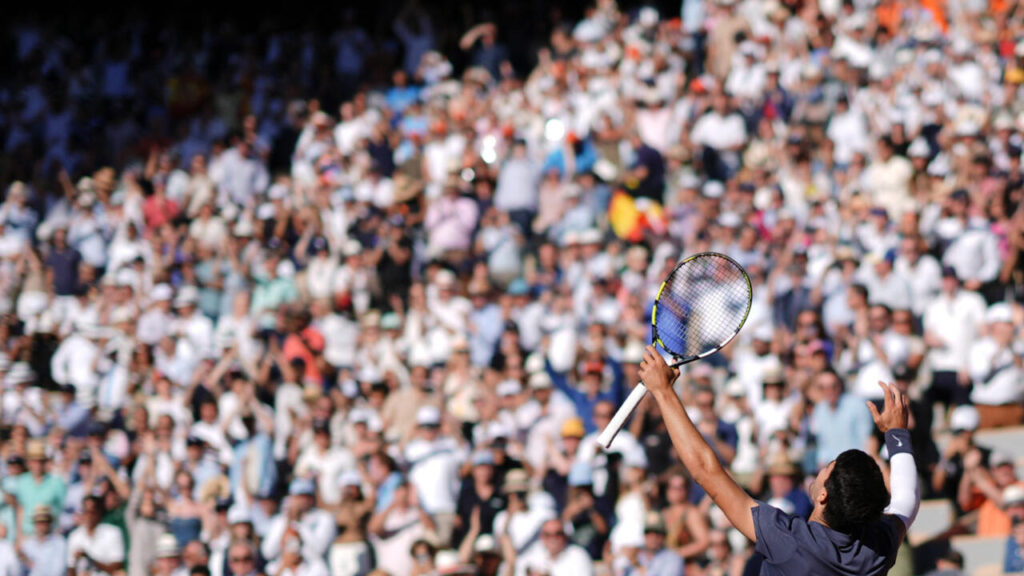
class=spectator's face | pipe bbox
[183,541,208,567]
[868,307,890,332]
[644,529,665,552]
[592,401,614,429]
[227,545,256,575]
[815,373,842,404]
[540,519,567,556]
[892,311,913,335]
[994,463,1017,487]
[666,475,689,504]
[472,463,494,483]
[82,500,102,528]
[33,516,52,536]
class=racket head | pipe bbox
[651,252,753,364]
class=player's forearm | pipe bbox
[884,428,920,527]
[652,387,727,485]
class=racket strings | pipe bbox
[654,255,751,360]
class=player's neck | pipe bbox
[808,507,830,528]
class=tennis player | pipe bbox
[638,345,919,575]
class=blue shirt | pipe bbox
[631,547,685,576]
[1006,537,1024,573]
[21,534,67,576]
[811,394,873,469]
[549,359,625,433]
[753,503,901,575]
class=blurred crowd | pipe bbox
[4,0,1024,575]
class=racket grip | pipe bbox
[597,383,648,449]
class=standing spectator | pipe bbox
[67,496,125,576]
[810,370,873,470]
[923,267,986,410]
[968,303,1024,428]
[17,505,67,576]
[516,518,593,576]
[14,440,64,537]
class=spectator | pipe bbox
[16,505,67,576]
[810,371,873,470]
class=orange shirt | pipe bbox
[283,327,326,384]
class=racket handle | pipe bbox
[597,382,648,449]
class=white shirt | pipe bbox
[969,338,1024,405]
[755,396,799,445]
[67,524,125,575]
[847,332,910,400]
[137,308,171,346]
[576,430,644,497]
[294,446,356,506]
[0,540,19,576]
[827,108,870,165]
[173,313,214,359]
[893,254,942,316]
[923,290,986,372]
[261,509,337,562]
[943,223,1001,284]
[516,541,593,576]
[493,506,557,553]
[50,334,99,406]
[404,437,462,515]
[690,111,747,151]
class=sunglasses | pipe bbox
[229,556,253,563]
[541,530,564,538]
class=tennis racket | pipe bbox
[597,252,752,449]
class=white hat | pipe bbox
[1004,485,1024,508]
[524,352,546,375]
[638,6,659,27]
[416,405,442,427]
[702,181,725,199]
[342,239,362,258]
[718,212,742,228]
[233,219,255,237]
[338,470,362,488]
[435,269,457,287]
[949,405,980,432]
[256,203,276,221]
[579,228,602,245]
[434,550,465,575]
[151,284,173,302]
[986,302,1013,324]
[725,378,747,398]
[528,372,553,390]
[622,339,646,364]
[473,534,499,555]
[155,533,180,559]
[752,323,775,341]
[174,286,200,308]
[497,380,523,397]
[994,112,1015,132]
[110,307,134,325]
[678,172,701,190]
[226,506,252,525]
[267,183,289,200]
[908,138,930,158]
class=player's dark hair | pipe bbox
[824,450,890,534]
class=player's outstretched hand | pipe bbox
[639,345,679,393]
[866,381,909,433]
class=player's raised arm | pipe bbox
[640,345,758,542]
[867,381,920,536]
